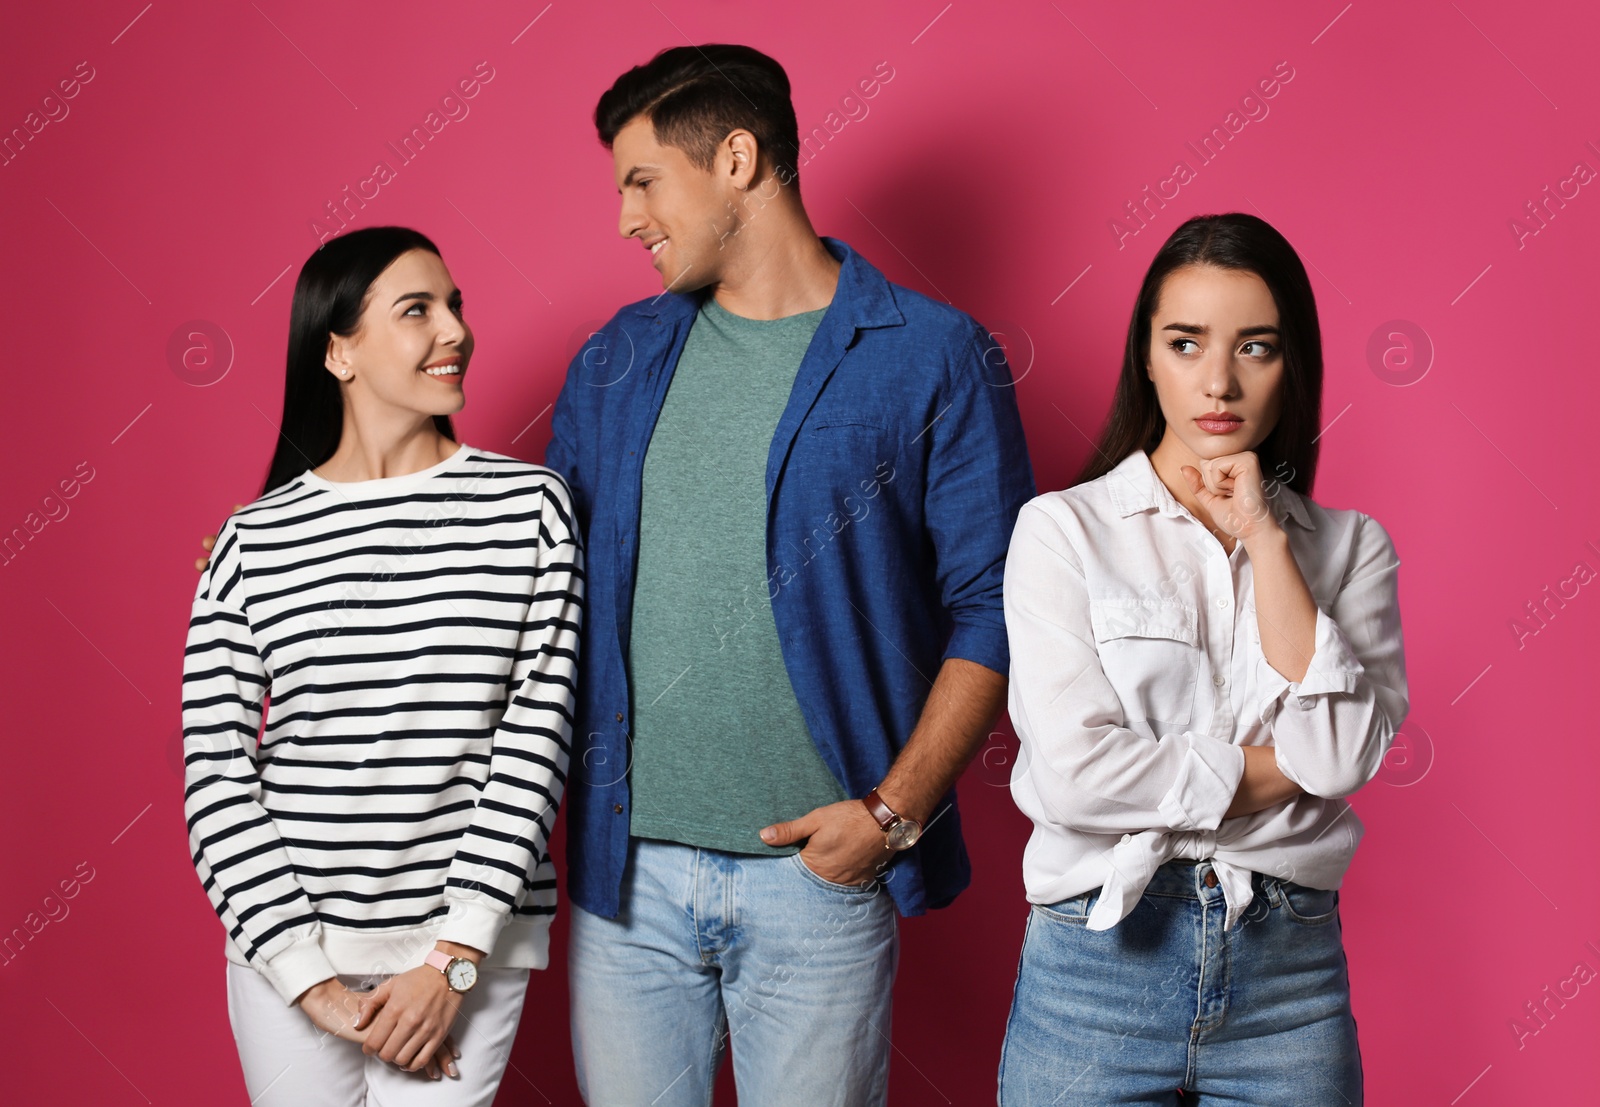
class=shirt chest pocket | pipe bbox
[790,420,900,499]
[1088,597,1200,728]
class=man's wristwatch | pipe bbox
[423,949,479,994]
[862,787,924,851]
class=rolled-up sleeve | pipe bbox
[1257,513,1409,798]
[1005,501,1246,836]
[923,322,1037,676]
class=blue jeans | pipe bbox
[998,858,1362,1106]
[569,837,899,1106]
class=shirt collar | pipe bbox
[630,236,904,331]
[1105,448,1316,531]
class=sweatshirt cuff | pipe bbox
[1156,732,1246,832]
[436,898,509,959]
[258,935,338,1007]
[1256,607,1365,724]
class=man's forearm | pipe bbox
[874,657,1008,824]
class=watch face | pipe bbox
[886,819,922,850]
[445,958,478,992]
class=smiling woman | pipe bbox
[181,226,583,1106]
[261,228,467,492]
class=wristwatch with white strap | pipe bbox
[423,949,479,993]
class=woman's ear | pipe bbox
[326,334,352,380]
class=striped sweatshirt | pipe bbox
[181,442,583,1005]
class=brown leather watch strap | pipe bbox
[862,787,899,830]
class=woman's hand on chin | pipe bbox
[1180,450,1284,545]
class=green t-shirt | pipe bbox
[626,294,847,855]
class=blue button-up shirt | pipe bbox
[544,236,1036,918]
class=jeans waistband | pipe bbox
[1141,858,1282,901]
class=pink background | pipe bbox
[4,1,1598,1103]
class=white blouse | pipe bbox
[1003,448,1408,931]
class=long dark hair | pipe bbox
[1074,212,1322,495]
[261,226,456,495]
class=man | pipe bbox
[549,44,1035,1105]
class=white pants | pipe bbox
[226,962,530,1106]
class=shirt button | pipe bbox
[1218,597,1231,608]
[1120,834,1131,843]
[613,803,624,814]
[615,712,624,722]
[1204,870,1219,888]
[1213,674,1226,686]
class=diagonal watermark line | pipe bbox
[253,3,359,110]
[1307,802,1356,847]
[112,402,153,444]
[47,997,152,1102]
[1052,4,1157,110]
[251,262,293,307]
[1451,802,1559,910]
[1051,401,1120,470]
[650,261,695,305]
[249,1064,293,1104]
[911,402,952,444]
[111,803,153,844]
[112,2,152,44]
[1451,1064,1493,1104]
[511,2,552,43]
[1311,401,1352,444]
[445,197,552,303]
[1450,663,1492,705]
[846,597,936,688]
[447,1003,553,1101]
[1051,264,1093,305]
[511,403,553,444]
[46,198,151,303]
[649,1064,695,1104]
[843,991,953,1103]
[650,664,693,706]
[1243,196,1350,303]
[650,4,759,110]
[911,3,953,44]
[844,197,950,302]
[1310,3,1352,45]
[1451,4,1557,109]
[45,596,150,703]
[1450,263,1492,305]
[1302,256,1351,303]
[1450,401,1557,509]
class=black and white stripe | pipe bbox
[181,446,582,1003]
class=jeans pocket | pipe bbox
[1032,889,1097,925]
[790,850,878,894]
[1277,881,1340,926]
